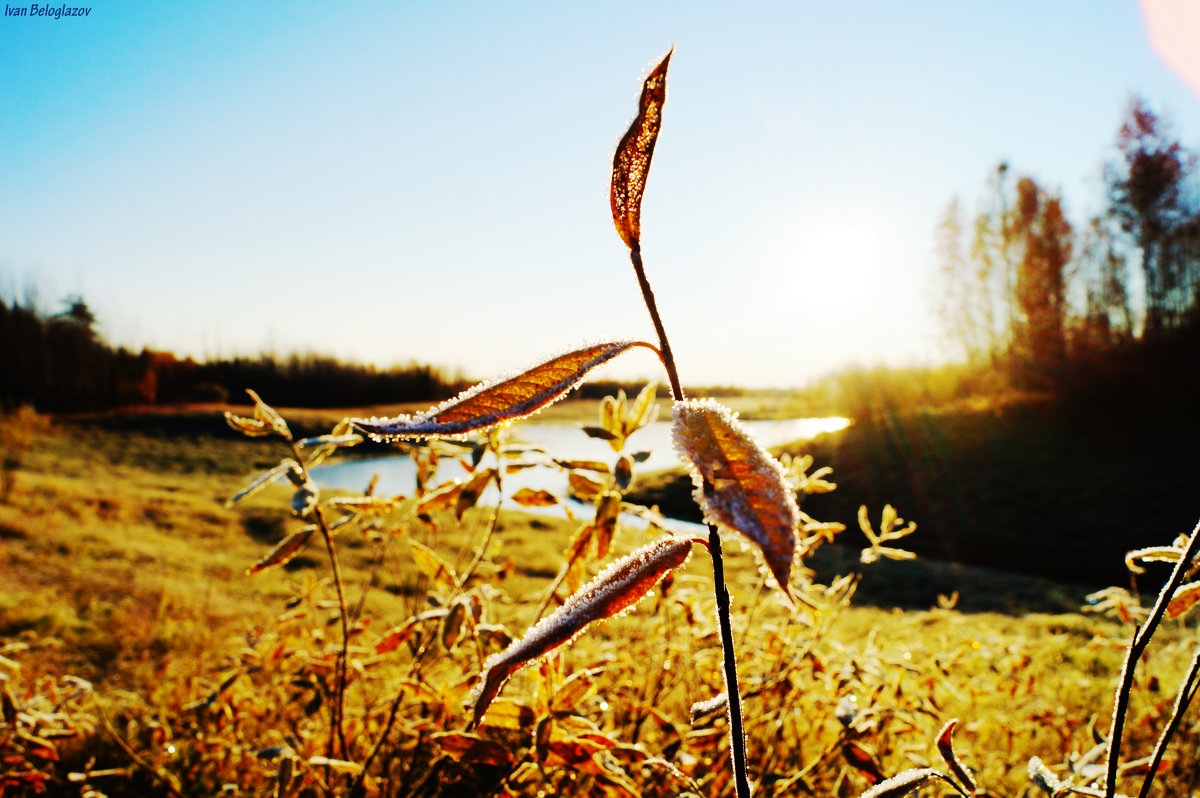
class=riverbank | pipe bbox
[629,392,1200,589]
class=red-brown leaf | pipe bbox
[935,718,976,794]
[247,526,315,574]
[470,536,692,727]
[611,49,672,249]
[434,732,514,767]
[672,399,799,600]
[511,488,559,507]
[352,342,654,440]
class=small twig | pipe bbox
[350,685,408,797]
[460,485,503,586]
[1105,516,1200,798]
[290,439,351,763]
[1138,642,1200,798]
[97,705,183,796]
[532,522,593,623]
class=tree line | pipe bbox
[0,294,468,413]
[934,97,1200,391]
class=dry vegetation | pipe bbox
[5,50,1200,798]
[1,405,1198,797]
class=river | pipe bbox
[312,416,850,519]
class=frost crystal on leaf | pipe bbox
[470,535,692,727]
[671,398,800,601]
[350,341,653,441]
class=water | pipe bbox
[312,417,850,522]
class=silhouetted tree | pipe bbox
[1078,215,1133,347]
[1010,178,1072,387]
[1105,98,1199,335]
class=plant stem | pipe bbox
[707,522,752,797]
[351,685,407,797]
[313,504,351,761]
[630,244,683,402]
[460,469,503,587]
[628,241,752,798]
[1105,516,1200,798]
[1139,642,1200,798]
[291,440,351,762]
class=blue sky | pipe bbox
[2,1,1199,388]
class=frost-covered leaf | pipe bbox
[471,536,692,727]
[375,610,447,654]
[1125,544,1183,574]
[324,496,403,515]
[1167,580,1200,620]
[247,525,315,574]
[247,389,291,440]
[626,381,658,434]
[306,757,361,774]
[614,455,633,490]
[671,398,799,600]
[935,718,976,795]
[352,342,653,440]
[611,49,671,249]
[442,599,468,649]
[417,480,462,514]
[858,504,917,564]
[296,433,362,449]
[511,488,559,507]
[410,540,460,594]
[568,472,606,502]
[225,411,271,437]
[434,732,514,767]
[553,458,610,474]
[456,468,495,520]
[843,741,885,785]
[582,426,620,442]
[225,459,301,507]
[856,768,965,798]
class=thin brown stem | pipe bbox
[290,439,351,763]
[627,242,751,798]
[1105,516,1200,798]
[532,528,591,623]
[630,243,684,402]
[1139,643,1200,798]
[350,685,407,797]
[708,521,752,798]
[97,705,184,796]
[460,476,503,587]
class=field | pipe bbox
[1,399,1198,796]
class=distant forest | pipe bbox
[0,295,470,412]
[5,98,1199,417]
[929,98,1200,392]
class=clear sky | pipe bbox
[2,1,1199,389]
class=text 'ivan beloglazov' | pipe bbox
[5,4,92,18]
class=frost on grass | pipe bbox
[671,398,800,601]
[351,341,654,441]
[470,535,693,727]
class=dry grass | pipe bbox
[1,413,1197,796]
